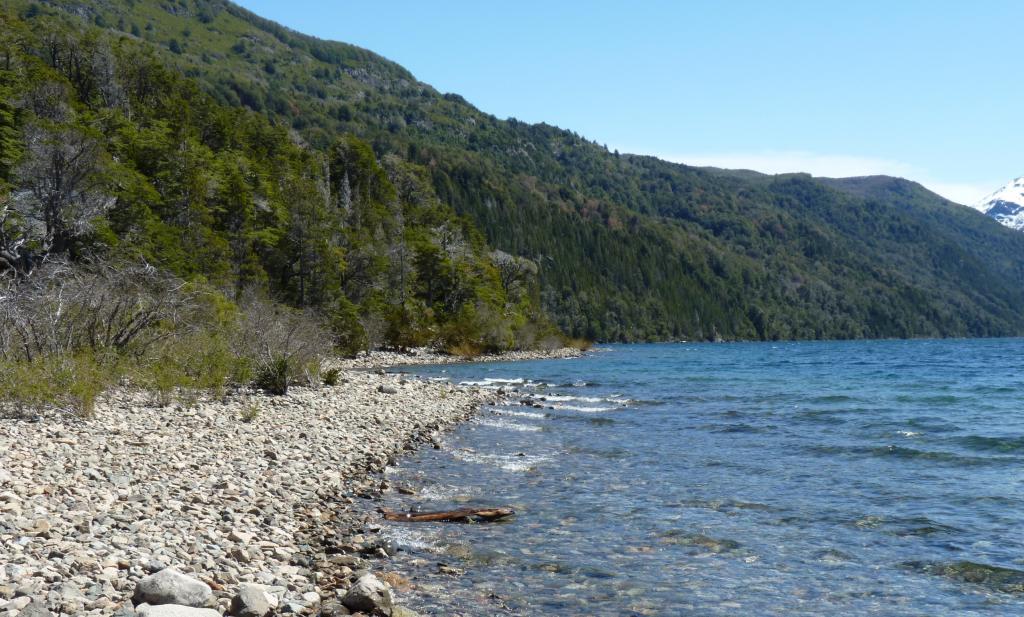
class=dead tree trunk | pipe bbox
[381,507,515,523]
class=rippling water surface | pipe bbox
[378,340,1024,615]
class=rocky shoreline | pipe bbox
[333,347,585,371]
[0,363,519,616]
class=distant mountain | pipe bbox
[975,177,1024,231]
[10,0,1024,341]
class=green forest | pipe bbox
[3,0,1024,413]
[14,0,1021,342]
[0,6,565,412]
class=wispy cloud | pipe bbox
[640,150,991,207]
[921,182,992,209]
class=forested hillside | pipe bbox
[0,6,558,347]
[8,0,1024,343]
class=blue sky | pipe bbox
[235,0,1021,205]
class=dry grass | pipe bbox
[445,341,483,359]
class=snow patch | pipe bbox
[976,176,1024,231]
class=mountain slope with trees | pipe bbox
[8,0,1024,343]
[0,5,567,416]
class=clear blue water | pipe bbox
[379,340,1024,616]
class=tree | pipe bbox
[0,75,21,186]
[490,249,537,304]
[9,121,111,272]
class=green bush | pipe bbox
[0,353,116,418]
[67,355,113,417]
[322,367,341,386]
[564,337,594,351]
[328,297,367,357]
[254,356,289,395]
[0,359,57,417]
[239,401,259,422]
[145,356,185,408]
[438,302,513,355]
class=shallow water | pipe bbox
[378,340,1024,615]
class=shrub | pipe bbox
[0,353,116,418]
[146,356,185,407]
[0,259,198,362]
[0,266,337,413]
[564,337,593,351]
[233,292,332,394]
[438,302,512,355]
[254,355,289,395]
[240,400,259,423]
[445,341,482,358]
[65,354,112,418]
[322,367,341,386]
[0,359,58,418]
[328,297,367,357]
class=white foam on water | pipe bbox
[550,403,617,413]
[451,450,551,472]
[520,381,546,389]
[417,484,474,501]
[897,430,921,438]
[380,525,440,552]
[459,377,525,386]
[540,394,605,403]
[476,417,542,432]
[497,409,547,419]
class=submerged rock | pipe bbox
[906,560,1024,593]
[436,563,464,576]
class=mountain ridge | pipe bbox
[11,0,1024,341]
[975,176,1024,231]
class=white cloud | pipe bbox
[636,149,991,206]
[920,182,991,209]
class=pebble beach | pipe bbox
[0,348,581,616]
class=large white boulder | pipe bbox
[132,568,213,608]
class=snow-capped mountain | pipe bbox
[975,176,1024,231]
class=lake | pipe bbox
[377,340,1024,615]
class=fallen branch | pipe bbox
[381,507,515,523]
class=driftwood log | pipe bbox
[381,507,515,523]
